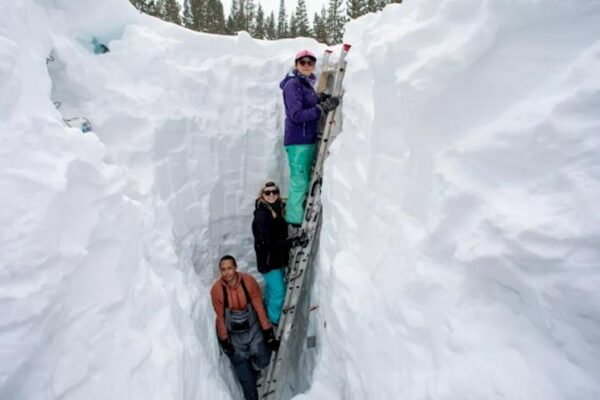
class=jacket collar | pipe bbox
[293,69,317,86]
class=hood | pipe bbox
[254,198,284,214]
[279,71,296,90]
[279,69,316,90]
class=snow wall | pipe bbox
[307,1,600,399]
[1,0,600,400]
[1,1,322,399]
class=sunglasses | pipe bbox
[298,58,315,67]
[264,189,279,196]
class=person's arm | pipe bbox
[210,285,228,340]
[245,275,272,330]
[253,210,273,245]
[283,82,321,124]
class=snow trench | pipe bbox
[2,0,600,400]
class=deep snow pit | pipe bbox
[2,0,600,400]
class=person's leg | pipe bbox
[285,144,316,225]
[230,354,259,400]
[263,269,286,325]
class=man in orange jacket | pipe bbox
[211,255,279,400]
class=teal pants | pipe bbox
[263,269,286,325]
[285,144,316,225]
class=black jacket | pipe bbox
[252,200,290,274]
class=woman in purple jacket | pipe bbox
[279,50,340,226]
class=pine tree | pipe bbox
[346,0,367,19]
[182,0,194,27]
[326,0,347,44]
[151,0,162,17]
[362,0,403,14]
[206,0,226,34]
[365,0,378,13]
[182,0,208,31]
[276,0,288,38]
[234,0,245,32]
[247,0,257,33]
[161,0,182,24]
[154,0,166,18]
[312,8,328,44]
[254,3,266,39]
[129,0,144,12]
[293,0,311,37]
[130,0,159,16]
[289,11,297,37]
[226,0,239,33]
[265,11,277,39]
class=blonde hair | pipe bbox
[257,182,282,219]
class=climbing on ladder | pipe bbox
[261,44,352,400]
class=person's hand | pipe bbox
[318,96,340,113]
[263,328,280,352]
[317,92,332,103]
[219,338,235,357]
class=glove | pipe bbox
[263,328,280,352]
[317,96,340,114]
[317,92,332,103]
[219,338,235,357]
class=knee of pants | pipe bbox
[252,342,271,369]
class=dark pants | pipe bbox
[229,340,271,400]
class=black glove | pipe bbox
[263,328,280,352]
[318,96,340,113]
[317,92,332,103]
[219,338,235,357]
[289,232,309,248]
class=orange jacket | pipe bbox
[210,272,271,340]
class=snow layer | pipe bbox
[307,1,600,399]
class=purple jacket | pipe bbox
[280,70,322,146]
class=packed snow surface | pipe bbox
[1,0,600,400]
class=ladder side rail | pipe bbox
[310,48,350,185]
[302,47,350,231]
[262,232,317,398]
[264,225,320,399]
[262,240,316,397]
[281,216,322,396]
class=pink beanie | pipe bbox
[295,50,316,62]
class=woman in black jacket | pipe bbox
[252,182,290,326]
